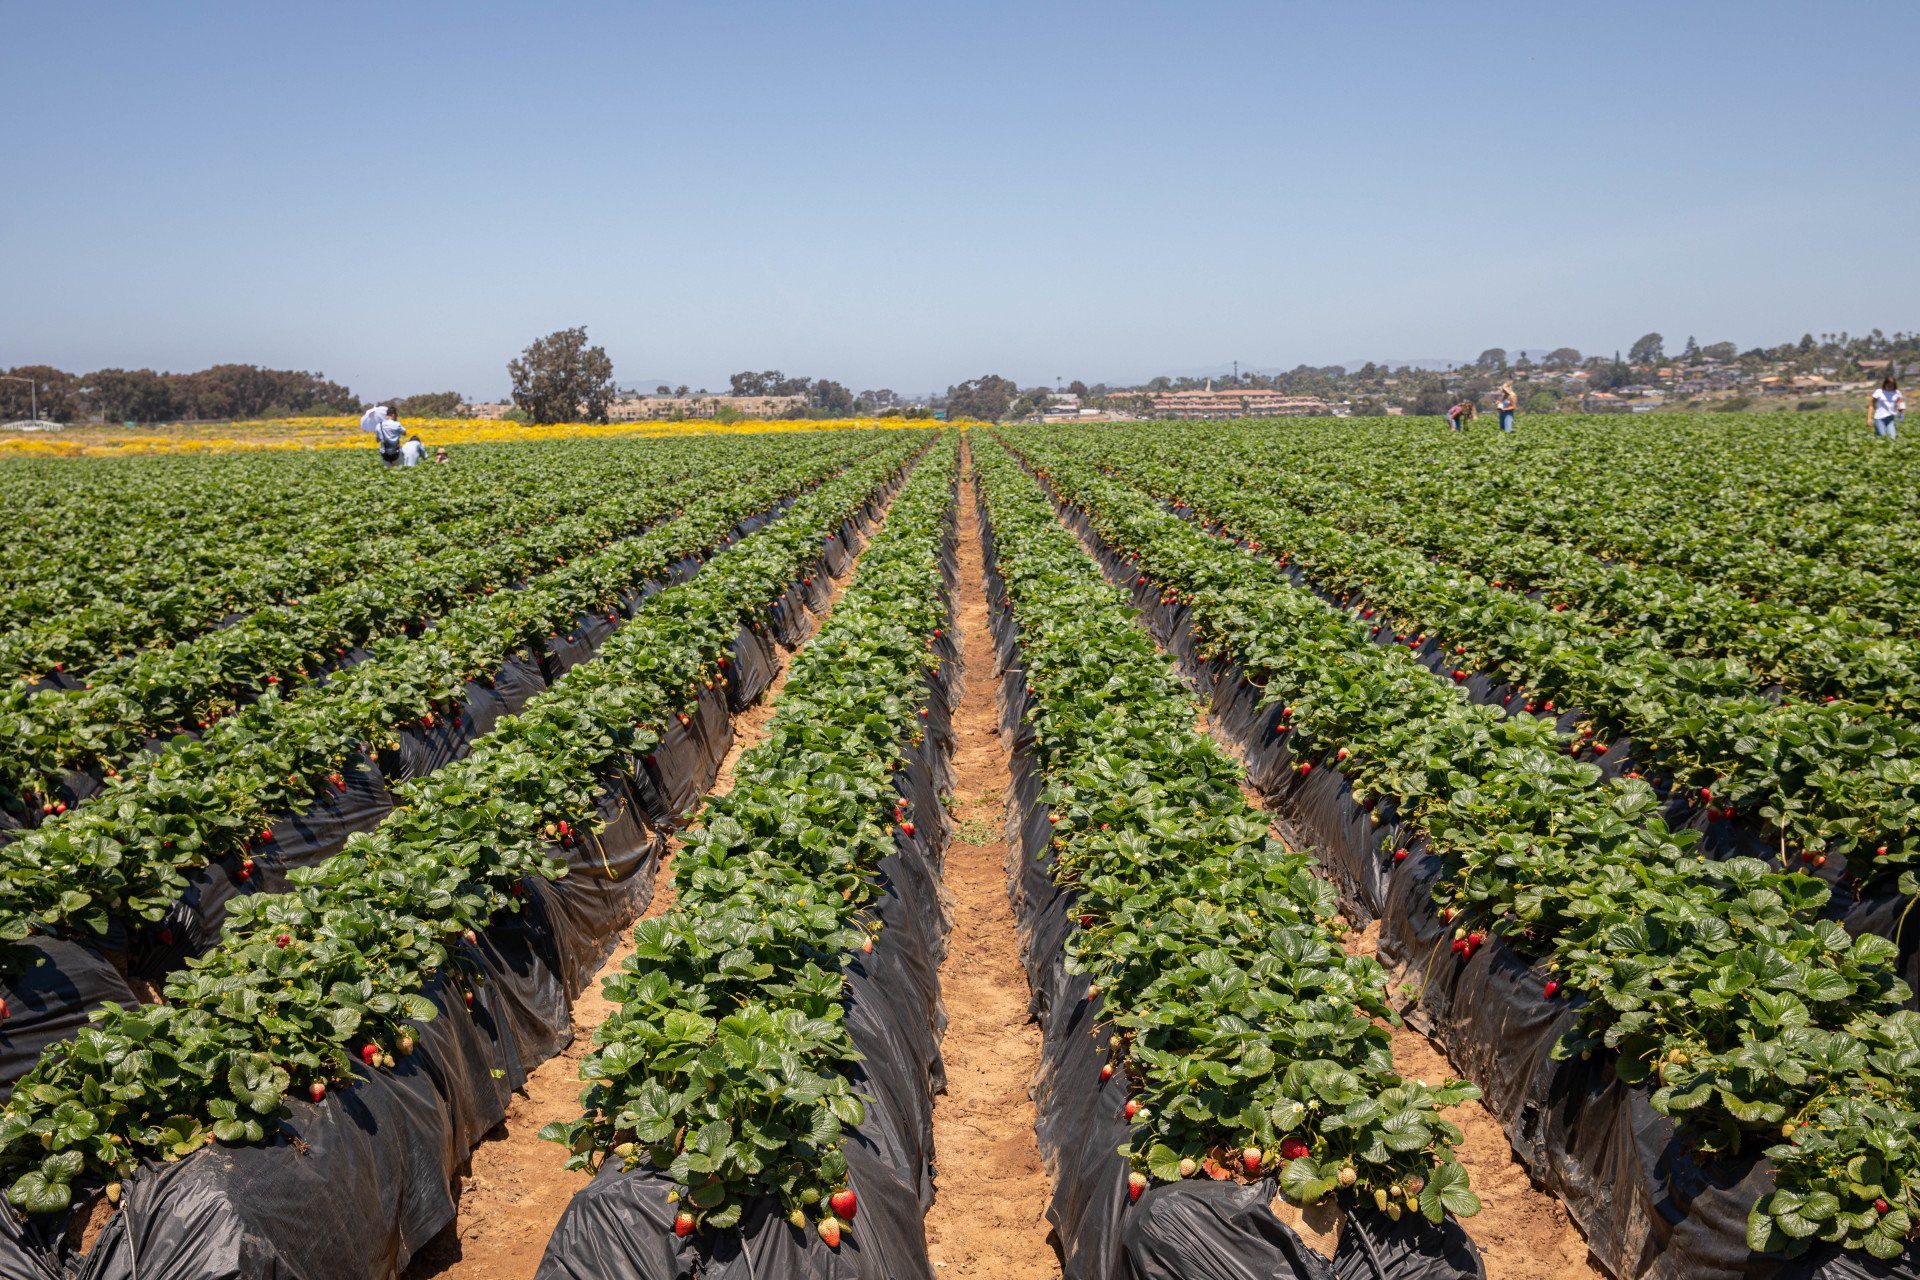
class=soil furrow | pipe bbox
[921,442,1061,1280]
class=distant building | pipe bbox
[459,401,512,419]
[606,394,806,421]
[1122,388,1331,419]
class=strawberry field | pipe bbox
[0,415,1913,1280]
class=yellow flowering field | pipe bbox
[0,416,925,458]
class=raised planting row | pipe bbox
[999,434,1920,1269]
[1088,423,1920,712]
[972,438,1483,1277]
[1014,429,1920,891]
[0,442,584,685]
[537,438,959,1278]
[0,438,864,976]
[0,433,825,820]
[0,438,926,1221]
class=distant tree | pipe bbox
[1147,375,1173,392]
[729,370,770,396]
[1349,397,1388,417]
[507,326,616,424]
[1543,347,1583,368]
[83,368,179,422]
[1681,335,1701,362]
[0,366,85,422]
[655,384,671,395]
[1798,333,1816,353]
[1588,352,1631,391]
[176,365,357,419]
[1067,379,1090,398]
[1628,332,1665,366]
[946,375,1018,422]
[808,379,855,414]
[1698,342,1736,362]
[390,391,463,417]
[1011,387,1053,419]
[674,384,689,397]
[1476,348,1508,370]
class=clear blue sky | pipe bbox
[5,1,1915,399]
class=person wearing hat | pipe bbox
[1871,376,1904,440]
[1494,382,1517,433]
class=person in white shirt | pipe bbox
[1871,377,1904,440]
[359,404,390,436]
[372,414,406,465]
[399,434,427,467]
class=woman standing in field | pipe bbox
[1446,398,1476,431]
[1871,376,1904,439]
[1495,383,1517,432]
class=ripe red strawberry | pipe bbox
[1453,669,1467,682]
[829,1188,857,1220]
[818,1217,842,1247]
[1878,845,1890,858]
[1393,848,1408,862]
[1700,786,1713,802]
[1127,1171,1148,1203]
[1100,1063,1114,1082]
[361,1044,380,1067]
[1297,762,1312,776]
[1544,980,1560,998]
[274,934,290,948]
[309,1081,326,1103]
[1280,1137,1309,1161]
[1241,1147,1263,1174]
[1542,700,1555,712]
[674,1210,696,1237]
[1877,1198,1892,1215]
[1336,747,1350,762]
[900,821,915,837]
[1124,1099,1141,1119]
[0,998,8,1020]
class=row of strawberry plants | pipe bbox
[1003,436,1920,1261]
[1102,424,1920,711]
[1027,432,1920,885]
[0,437,925,1215]
[0,444,570,683]
[0,447,459,600]
[543,438,957,1244]
[0,435,797,818]
[973,439,1483,1226]
[0,439,864,959]
[1255,414,1920,632]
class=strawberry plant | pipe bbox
[974,441,1480,1223]
[0,439,928,1214]
[546,440,958,1236]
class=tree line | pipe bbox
[0,364,362,425]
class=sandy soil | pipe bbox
[403,499,885,1280]
[920,447,1062,1280]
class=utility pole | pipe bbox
[1,375,38,424]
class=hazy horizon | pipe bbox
[6,1,1915,401]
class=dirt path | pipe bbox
[921,444,1061,1280]
[1339,922,1602,1280]
[404,499,891,1280]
